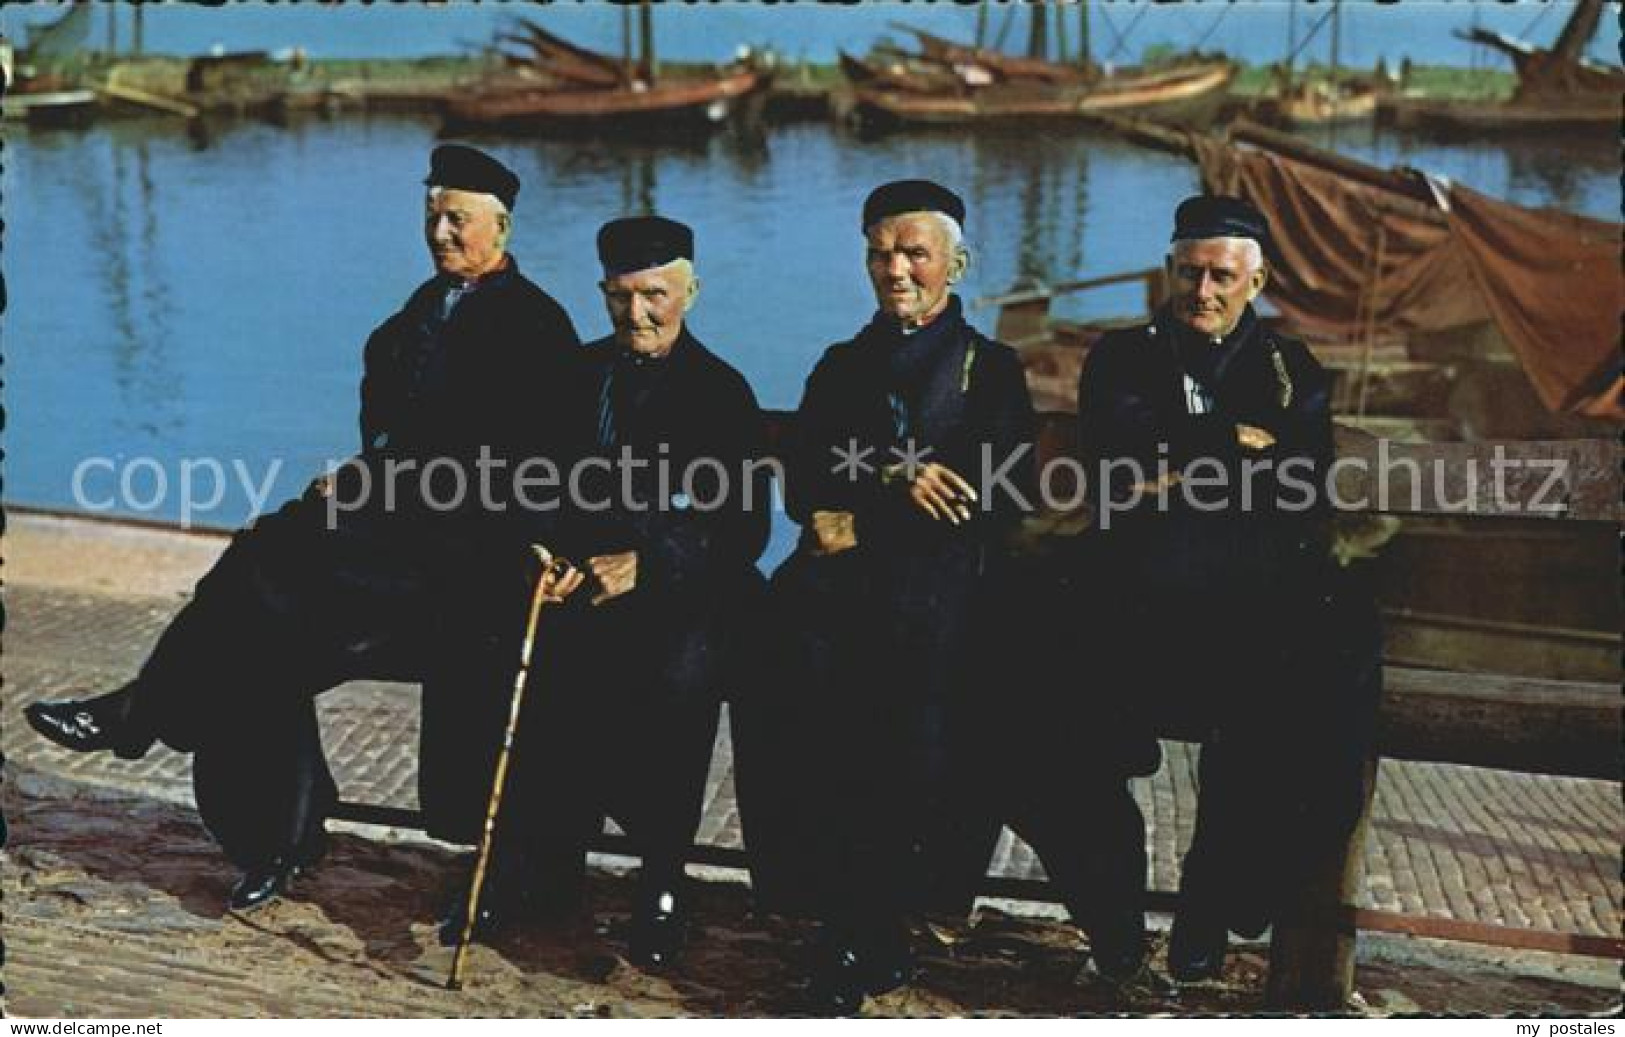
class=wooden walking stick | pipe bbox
[447,545,568,991]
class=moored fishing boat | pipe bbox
[442,5,771,135]
[1378,0,1623,135]
[849,59,1236,127]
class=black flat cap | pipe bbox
[426,144,520,211]
[862,179,966,232]
[1171,194,1269,244]
[597,216,694,276]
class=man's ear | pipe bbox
[683,275,700,313]
[948,247,969,285]
[1247,265,1268,301]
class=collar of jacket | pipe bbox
[434,253,518,296]
[1154,302,1262,390]
[856,295,967,386]
[860,293,965,346]
[606,323,696,371]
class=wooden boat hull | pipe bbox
[1255,85,1380,129]
[1378,95,1622,134]
[444,69,766,134]
[852,61,1235,128]
[1,87,97,123]
[838,50,956,95]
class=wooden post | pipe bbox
[1265,757,1378,1011]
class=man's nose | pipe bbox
[886,252,910,280]
[429,215,454,241]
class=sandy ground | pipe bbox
[3,510,1619,1016]
[7,763,1619,1018]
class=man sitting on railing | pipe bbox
[26,145,583,914]
[735,180,1079,1014]
[1076,193,1364,985]
[419,216,771,968]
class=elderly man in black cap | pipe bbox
[26,144,583,911]
[1076,194,1374,984]
[734,180,1038,1013]
[424,214,770,966]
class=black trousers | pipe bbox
[740,546,988,948]
[419,585,731,901]
[125,494,503,871]
[958,548,1156,960]
[1101,516,1381,935]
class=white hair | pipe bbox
[1170,235,1263,274]
[927,211,964,251]
[426,184,509,217]
[867,209,965,252]
[600,256,695,285]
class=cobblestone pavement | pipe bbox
[3,514,1620,1015]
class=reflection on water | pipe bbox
[1502,145,1614,214]
[4,113,1618,529]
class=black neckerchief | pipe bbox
[596,330,685,450]
[854,294,971,446]
[402,260,521,400]
[1164,303,1260,397]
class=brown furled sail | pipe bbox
[1442,186,1623,419]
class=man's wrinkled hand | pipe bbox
[587,551,638,605]
[810,509,858,556]
[1236,423,1277,450]
[1129,470,1183,497]
[541,560,586,603]
[901,461,978,525]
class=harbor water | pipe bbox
[3,74,1618,551]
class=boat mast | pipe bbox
[621,4,634,83]
[637,0,655,84]
[1078,1,1091,71]
[975,2,988,50]
[1550,0,1603,67]
[1284,0,1297,90]
[1329,0,1342,93]
[1027,1,1048,61]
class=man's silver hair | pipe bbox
[869,209,965,253]
[1170,235,1263,274]
[928,211,964,252]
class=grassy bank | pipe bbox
[98,49,1521,97]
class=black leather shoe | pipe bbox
[225,827,326,914]
[1168,912,1229,984]
[1089,955,1179,1003]
[436,866,527,948]
[805,940,915,1017]
[438,897,509,947]
[229,860,299,912]
[806,946,870,1017]
[26,695,156,760]
[628,890,686,969]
